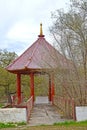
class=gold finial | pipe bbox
[38,23,44,37]
[40,23,43,36]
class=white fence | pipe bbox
[76,106,87,121]
[0,96,33,123]
[0,108,27,123]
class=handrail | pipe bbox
[53,96,76,120]
[26,96,33,122]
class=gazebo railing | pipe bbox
[26,96,33,122]
[53,96,76,120]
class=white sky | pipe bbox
[0,0,70,55]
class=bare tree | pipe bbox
[50,0,87,105]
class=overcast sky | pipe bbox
[0,0,69,55]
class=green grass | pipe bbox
[17,122,27,126]
[0,104,4,108]
[0,122,26,129]
[0,122,16,129]
[0,121,87,129]
[53,120,87,126]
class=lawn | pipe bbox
[0,121,87,130]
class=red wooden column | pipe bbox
[17,73,21,104]
[51,74,55,104]
[49,75,51,102]
[30,73,34,102]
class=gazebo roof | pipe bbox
[6,24,72,74]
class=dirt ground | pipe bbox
[1,125,87,130]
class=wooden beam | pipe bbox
[51,74,55,104]
[49,75,51,101]
[17,73,21,104]
[30,73,34,102]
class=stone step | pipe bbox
[28,104,67,126]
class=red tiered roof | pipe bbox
[6,24,72,74]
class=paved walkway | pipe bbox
[28,97,67,126]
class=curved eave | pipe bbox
[6,67,55,75]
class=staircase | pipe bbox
[28,97,67,126]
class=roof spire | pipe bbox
[40,23,43,35]
[38,23,44,37]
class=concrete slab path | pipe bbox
[28,97,67,126]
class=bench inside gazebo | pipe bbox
[6,23,72,122]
